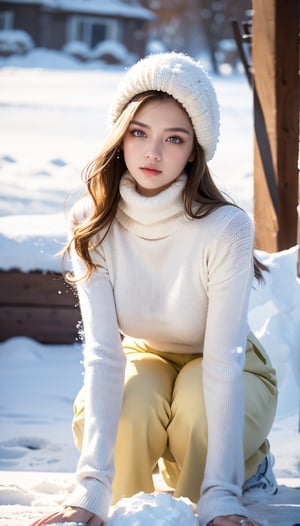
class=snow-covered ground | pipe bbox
[0,50,299,525]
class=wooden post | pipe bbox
[252,0,299,252]
[298,201,300,278]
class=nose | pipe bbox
[145,146,161,161]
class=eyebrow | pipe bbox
[130,120,191,135]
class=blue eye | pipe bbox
[167,136,183,144]
[131,129,146,138]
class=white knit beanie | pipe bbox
[110,52,220,161]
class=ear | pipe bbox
[188,150,195,163]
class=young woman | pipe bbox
[31,52,277,526]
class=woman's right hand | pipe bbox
[30,505,103,526]
[208,515,262,526]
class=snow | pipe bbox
[0,49,299,525]
[0,30,34,53]
[0,214,67,272]
[2,0,155,20]
[90,40,133,64]
[57,0,155,20]
[105,493,198,526]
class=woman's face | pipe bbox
[122,97,195,196]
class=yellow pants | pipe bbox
[72,333,277,504]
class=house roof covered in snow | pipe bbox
[3,0,155,20]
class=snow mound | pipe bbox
[0,484,34,505]
[106,492,198,525]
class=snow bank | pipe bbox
[0,213,67,272]
[249,246,300,419]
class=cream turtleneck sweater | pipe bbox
[64,172,254,525]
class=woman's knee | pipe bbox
[122,353,175,426]
[122,374,169,428]
[171,357,206,423]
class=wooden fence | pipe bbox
[0,270,80,344]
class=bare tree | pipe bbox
[196,0,251,73]
[139,0,251,72]
[139,0,201,52]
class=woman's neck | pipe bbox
[116,171,190,239]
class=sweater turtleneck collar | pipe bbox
[116,171,190,239]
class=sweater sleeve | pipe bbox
[197,209,254,526]
[64,227,126,521]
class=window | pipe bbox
[0,11,14,30]
[68,16,119,48]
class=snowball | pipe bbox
[106,491,198,525]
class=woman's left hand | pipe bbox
[29,505,103,526]
[208,515,262,526]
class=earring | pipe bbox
[116,148,121,160]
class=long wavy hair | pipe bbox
[64,91,267,282]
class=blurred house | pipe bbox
[0,0,154,61]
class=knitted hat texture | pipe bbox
[110,52,220,161]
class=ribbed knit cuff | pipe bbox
[64,477,112,522]
[197,490,247,526]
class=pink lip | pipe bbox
[140,166,162,175]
